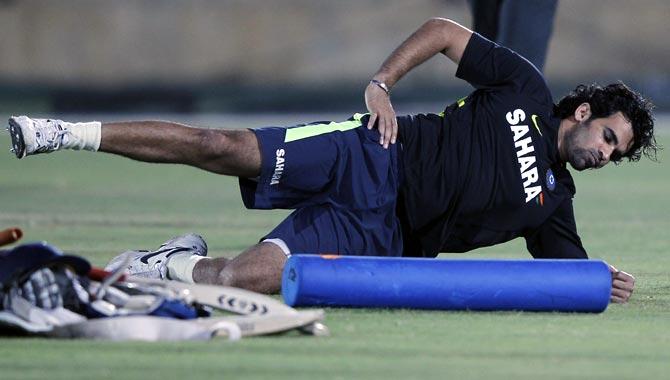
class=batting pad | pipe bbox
[282,256,611,312]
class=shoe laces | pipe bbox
[34,120,70,153]
[152,261,169,279]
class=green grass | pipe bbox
[0,118,669,379]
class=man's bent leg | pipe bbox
[192,242,287,294]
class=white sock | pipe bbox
[167,253,210,283]
[60,121,102,151]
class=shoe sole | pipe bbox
[7,118,26,159]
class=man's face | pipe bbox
[564,111,634,171]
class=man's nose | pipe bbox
[599,145,614,163]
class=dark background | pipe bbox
[1,0,668,114]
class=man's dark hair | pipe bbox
[554,82,658,162]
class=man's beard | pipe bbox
[565,120,597,171]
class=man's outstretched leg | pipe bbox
[8,116,261,177]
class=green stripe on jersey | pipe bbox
[457,96,467,107]
[284,113,367,142]
[438,95,467,117]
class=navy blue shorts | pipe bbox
[239,114,403,257]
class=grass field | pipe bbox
[0,114,668,379]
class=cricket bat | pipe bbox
[89,267,296,315]
[88,267,329,336]
[51,310,328,341]
[127,275,298,316]
[199,309,328,337]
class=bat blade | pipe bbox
[125,276,298,316]
[201,309,326,337]
[86,268,330,339]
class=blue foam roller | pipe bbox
[281,256,611,312]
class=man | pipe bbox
[7,18,656,303]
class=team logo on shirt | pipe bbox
[270,148,286,185]
[506,108,542,203]
[546,169,556,191]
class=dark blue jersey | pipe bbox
[397,33,587,259]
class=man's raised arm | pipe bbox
[365,18,473,148]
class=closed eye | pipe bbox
[604,127,624,162]
[604,127,618,146]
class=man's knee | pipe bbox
[196,129,261,177]
[216,264,238,287]
[215,261,283,294]
[215,243,287,294]
[195,129,251,158]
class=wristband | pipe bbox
[370,79,390,95]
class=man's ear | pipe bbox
[574,102,592,122]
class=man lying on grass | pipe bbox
[8,18,657,303]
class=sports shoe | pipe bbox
[7,116,68,159]
[104,234,208,280]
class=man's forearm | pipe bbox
[364,18,471,148]
[372,18,472,88]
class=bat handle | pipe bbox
[89,267,127,282]
[0,227,23,247]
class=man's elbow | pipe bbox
[424,17,456,31]
[422,18,471,60]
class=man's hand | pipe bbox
[363,18,472,149]
[609,264,635,304]
[365,81,397,149]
